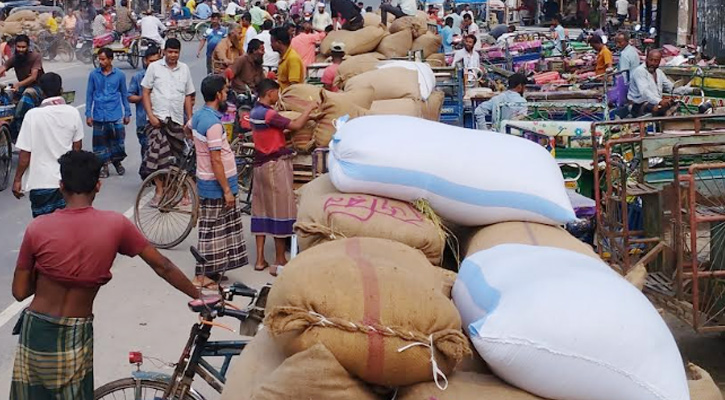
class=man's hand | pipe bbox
[86,117,93,127]
[659,98,672,107]
[123,116,130,125]
[149,115,162,128]
[223,189,235,209]
[12,180,23,199]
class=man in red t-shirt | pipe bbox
[11,150,199,399]
[320,42,345,92]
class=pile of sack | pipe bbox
[0,11,55,35]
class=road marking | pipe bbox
[123,205,134,219]
[76,104,85,110]
[0,297,31,329]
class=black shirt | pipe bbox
[330,0,361,22]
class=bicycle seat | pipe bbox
[188,294,222,312]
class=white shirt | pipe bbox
[141,58,195,125]
[15,98,84,191]
[303,0,315,14]
[616,0,629,15]
[627,63,674,106]
[453,48,480,81]
[618,44,640,73]
[461,10,473,19]
[225,1,244,15]
[256,30,280,67]
[140,15,166,44]
[392,0,417,16]
[464,21,478,36]
[243,25,257,52]
[313,11,332,31]
[277,0,289,11]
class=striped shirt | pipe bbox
[191,106,238,199]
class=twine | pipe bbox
[398,335,449,391]
[412,199,460,267]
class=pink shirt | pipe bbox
[291,31,326,68]
[321,63,340,91]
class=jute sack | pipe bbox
[688,363,723,400]
[220,328,286,400]
[370,99,423,118]
[422,90,444,121]
[333,53,383,87]
[389,11,428,38]
[320,25,387,56]
[345,67,421,101]
[278,111,316,153]
[363,12,382,27]
[376,29,413,59]
[6,10,37,22]
[413,32,442,59]
[250,344,379,400]
[426,52,446,67]
[278,84,322,113]
[313,87,373,147]
[38,12,52,25]
[264,237,470,387]
[397,372,546,400]
[0,22,23,35]
[465,221,598,259]
[294,174,444,264]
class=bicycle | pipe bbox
[94,247,271,400]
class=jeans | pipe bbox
[380,3,408,25]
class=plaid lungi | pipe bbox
[251,156,296,237]
[11,310,94,400]
[141,119,186,180]
[10,86,41,142]
[197,197,248,276]
[92,120,127,164]
[29,188,66,218]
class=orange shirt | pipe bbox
[596,46,613,75]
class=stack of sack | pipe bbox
[0,10,49,35]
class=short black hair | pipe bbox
[262,19,273,30]
[165,38,182,50]
[144,45,160,57]
[463,13,472,20]
[588,34,603,45]
[465,34,477,44]
[211,12,221,18]
[242,12,252,22]
[98,47,114,59]
[121,0,128,6]
[508,24,516,32]
[270,27,291,45]
[617,31,630,41]
[552,13,561,22]
[14,34,29,46]
[247,38,263,53]
[508,73,527,89]
[365,6,372,11]
[39,72,62,97]
[201,74,226,102]
[59,150,103,195]
[256,78,279,98]
[445,16,453,25]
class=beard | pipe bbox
[15,52,28,62]
[218,100,228,114]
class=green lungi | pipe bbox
[11,310,94,400]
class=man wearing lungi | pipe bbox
[11,150,199,399]
[85,47,132,178]
[128,46,162,178]
[188,75,248,288]
[250,79,315,275]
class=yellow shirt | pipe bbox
[595,46,613,75]
[186,0,196,13]
[277,47,305,90]
[47,17,58,33]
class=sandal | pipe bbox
[254,261,269,272]
[269,265,282,277]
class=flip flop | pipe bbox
[254,262,269,272]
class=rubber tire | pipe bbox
[179,27,195,41]
[55,41,74,63]
[92,53,99,68]
[77,43,93,64]
[128,41,140,69]
[93,378,200,400]
[134,169,199,250]
[0,126,11,191]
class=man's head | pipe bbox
[121,0,128,7]
[14,34,30,58]
[228,23,240,44]
[588,34,603,51]
[615,32,629,50]
[317,1,325,12]
[254,1,261,7]
[59,150,103,199]
[247,38,264,63]
[444,16,453,27]
[39,72,62,98]
[551,13,560,26]
[262,19,273,31]
[365,6,372,12]
[98,47,114,69]
[256,78,280,104]
[241,12,252,26]
[463,34,477,52]
[302,20,312,33]
[330,41,345,63]
[462,13,472,26]
[211,12,221,26]
[201,74,228,106]
[463,4,470,10]
[508,24,516,33]
[271,26,291,52]
[646,49,662,72]
[143,45,161,68]
[508,72,527,94]
[165,38,182,64]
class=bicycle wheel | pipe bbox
[94,378,201,400]
[230,136,254,194]
[55,41,74,63]
[180,27,195,41]
[128,41,140,69]
[0,125,11,191]
[134,169,199,249]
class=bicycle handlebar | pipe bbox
[219,308,249,321]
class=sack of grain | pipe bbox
[363,12,382,27]
[412,32,442,59]
[279,111,316,153]
[369,98,423,118]
[398,372,545,400]
[6,10,37,22]
[426,52,447,67]
[250,344,379,400]
[278,84,322,113]
[220,328,286,400]
[320,25,387,56]
[377,60,436,100]
[389,11,428,38]
[376,29,413,58]
[452,244,689,400]
[313,87,373,147]
[333,53,384,87]
[329,116,576,226]
[422,90,444,121]
[688,363,723,400]
[0,21,23,35]
[295,174,444,264]
[21,20,42,32]
[466,221,597,259]
[38,12,52,25]
[265,237,470,387]
[345,67,421,101]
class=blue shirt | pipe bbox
[129,68,147,128]
[196,2,212,18]
[86,67,131,122]
[440,25,454,53]
[204,27,228,57]
[191,106,238,198]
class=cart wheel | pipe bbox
[92,53,99,68]
[77,43,93,64]
[179,27,195,41]
[128,42,139,69]
[56,41,74,63]
[0,125,12,191]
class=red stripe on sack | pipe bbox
[523,222,539,246]
[346,238,384,382]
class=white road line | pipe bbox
[0,297,31,329]
[123,205,134,219]
[76,104,85,110]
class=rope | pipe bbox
[398,335,449,391]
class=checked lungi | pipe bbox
[92,120,127,165]
[29,188,66,218]
[11,310,94,400]
[197,197,248,276]
[141,119,187,180]
[251,156,296,237]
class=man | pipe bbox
[186,0,197,13]
[140,8,167,47]
[11,150,199,400]
[213,24,243,73]
[330,0,363,30]
[13,73,83,218]
[628,49,680,117]
[62,11,77,36]
[495,24,517,45]
[225,0,244,18]
[271,27,304,89]
[313,1,332,32]
[256,20,280,70]
[449,9,462,35]
[141,38,195,182]
[380,0,416,25]
[241,12,258,51]
[86,47,132,178]
[250,2,272,29]
[278,0,290,13]
[188,75,248,287]
[616,0,629,23]
[615,32,640,74]
[461,13,478,36]
[320,41,344,91]
[474,73,528,130]
[228,38,266,93]
[196,13,227,74]
[589,34,612,75]
[129,46,161,169]
[267,0,279,15]
[452,34,480,83]
[195,0,212,18]
[92,7,111,36]
[115,0,136,34]
[440,16,454,53]
[489,23,509,39]
[291,20,326,67]
[0,35,44,140]
[358,1,365,13]
[542,0,559,21]
[460,3,473,19]
[551,14,566,55]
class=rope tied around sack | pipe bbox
[413,198,461,268]
[293,222,348,240]
[398,335,449,391]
